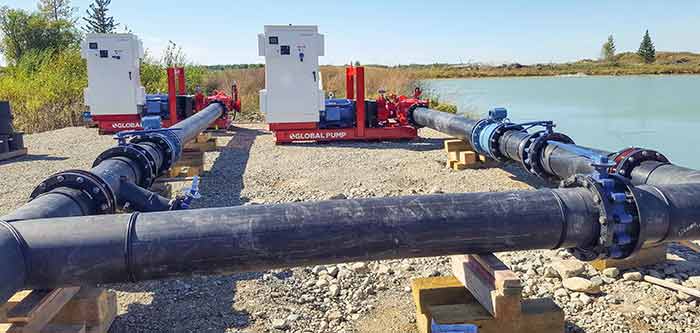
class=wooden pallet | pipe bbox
[444,139,498,171]
[0,287,116,333]
[592,243,667,271]
[0,149,27,162]
[412,254,564,333]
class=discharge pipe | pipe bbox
[1,102,225,222]
[410,107,700,185]
[1,181,700,304]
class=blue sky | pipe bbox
[2,0,700,66]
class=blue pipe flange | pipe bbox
[471,108,511,159]
[611,148,670,178]
[477,122,505,160]
[30,170,117,215]
[520,131,575,181]
[470,118,492,156]
[562,173,639,261]
[93,144,158,188]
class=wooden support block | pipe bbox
[0,149,28,162]
[459,151,477,165]
[414,253,563,333]
[451,254,522,318]
[448,151,459,162]
[411,276,475,315]
[679,240,700,253]
[3,288,80,333]
[168,166,202,178]
[149,182,172,198]
[0,291,32,322]
[444,139,472,153]
[195,132,212,143]
[411,276,476,333]
[51,288,116,330]
[176,151,205,166]
[592,243,667,271]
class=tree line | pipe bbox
[601,30,657,64]
[0,0,118,65]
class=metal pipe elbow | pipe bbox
[0,221,27,304]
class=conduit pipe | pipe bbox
[1,182,700,304]
[411,107,700,186]
[1,103,225,222]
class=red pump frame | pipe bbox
[270,66,418,144]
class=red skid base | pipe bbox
[271,123,418,144]
[93,115,142,134]
[93,115,230,135]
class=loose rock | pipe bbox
[552,260,585,279]
[563,277,601,294]
[623,272,644,281]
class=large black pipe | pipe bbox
[412,107,700,185]
[1,103,224,222]
[1,182,699,303]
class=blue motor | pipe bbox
[145,94,170,118]
[320,99,356,129]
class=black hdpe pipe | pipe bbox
[411,107,700,186]
[2,182,700,304]
[1,103,224,222]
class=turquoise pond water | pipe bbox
[424,75,700,169]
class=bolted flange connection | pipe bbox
[611,147,670,178]
[520,130,574,181]
[30,169,117,215]
[562,173,640,261]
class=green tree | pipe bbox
[82,0,118,33]
[637,30,656,64]
[38,0,76,22]
[0,8,79,64]
[601,34,616,62]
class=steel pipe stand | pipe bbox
[592,243,668,271]
[411,254,564,333]
[444,139,497,171]
[0,287,116,333]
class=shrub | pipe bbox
[0,48,86,132]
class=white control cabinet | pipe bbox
[81,33,146,116]
[259,25,325,123]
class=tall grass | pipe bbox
[0,49,86,133]
[202,66,438,121]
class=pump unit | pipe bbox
[259,25,325,123]
[81,33,146,131]
[260,26,420,144]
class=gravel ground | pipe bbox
[1,124,699,333]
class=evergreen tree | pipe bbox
[82,0,118,33]
[601,34,616,62]
[637,30,656,64]
[37,0,76,22]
